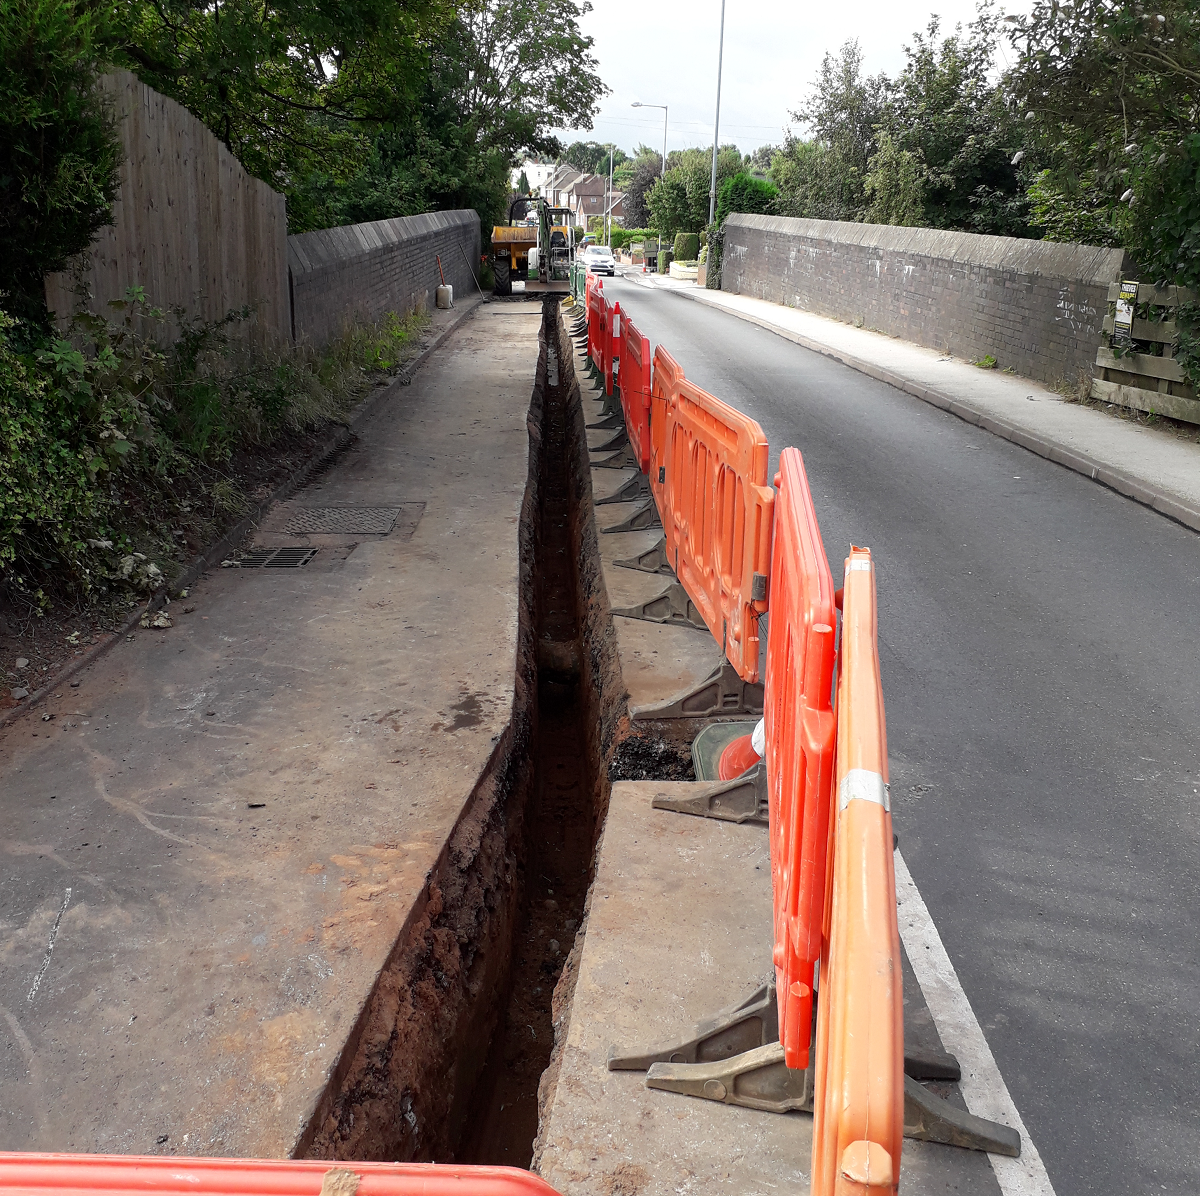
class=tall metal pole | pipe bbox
[631,102,669,263]
[708,0,727,226]
[661,107,668,262]
[607,143,614,246]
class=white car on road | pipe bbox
[580,244,616,276]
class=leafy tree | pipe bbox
[562,139,627,176]
[1025,166,1119,246]
[517,168,530,193]
[746,143,778,175]
[770,137,863,222]
[647,145,741,238]
[1008,0,1200,281]
[116,0,439,191]
[778,40,888,221]
[873,10,1027,235]
[116,0,605,234]
[0,0,122,326]
[863,132,925,226]
[622,147,662,228]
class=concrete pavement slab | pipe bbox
[0,303,542,1157]
[533,781,1002,1196]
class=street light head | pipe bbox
[631,101,642,108]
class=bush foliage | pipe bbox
[673,232,699,262]
[0,292,427,605]
[715,173,778,226]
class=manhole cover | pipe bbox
[223,547,319,568]
[283,506,406,536]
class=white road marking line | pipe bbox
[27,888,72,1003]
[894,851,1056,1196]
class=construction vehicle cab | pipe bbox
[491,199,575,296]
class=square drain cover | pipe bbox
[224,547,319,568]
[283,506,407,536]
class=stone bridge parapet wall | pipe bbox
[289,210,481,345]
[720,214,1128,385]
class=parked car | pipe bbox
[580,244,616,276]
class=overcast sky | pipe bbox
[550,0,1033,159]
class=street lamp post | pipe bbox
[708,0,727,226]
[631,101,668,264]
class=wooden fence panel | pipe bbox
[44,72,289,344]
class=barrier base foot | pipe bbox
[593,445,639,470]
[904,1042,961,1081]
[596,474,651,506]
[651,762,768,825]
[612,581,708,631]
[592,428,629,453]
[614,535,673,575]
[904,1075,1022,1156]
[645,1041,814,1115]
[586,412,624,430]
[608,978,778,1071]
[601,499,661,535]
[631,659,763,720]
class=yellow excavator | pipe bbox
[491,198,576,296]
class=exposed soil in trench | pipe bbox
[298,299,625,1166]
[457,330,600,1165]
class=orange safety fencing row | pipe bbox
[619,311,652,474]
[648,347,774,683]
[0,1154,563,1196]
[581,286,903,1194]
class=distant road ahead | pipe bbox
[607,271,1200,1196]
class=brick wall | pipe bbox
[720,214,1128,385]
[288,210,481,345]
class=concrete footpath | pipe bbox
[0,301,541,1156]
[632,271,1200,534]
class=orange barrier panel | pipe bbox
[648,345,684,521]
[619,312,652,473]
[762,446,838,1070]
[603,299,622,396]
[655,366,774,682]
[0,1151,564,1190]
[586,275,603,367]
[0,1154,563,1196]
[811,547,903,1196]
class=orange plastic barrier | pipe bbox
[648,353,774,682]
[0,1154,563,1196]
[619,312,652,473]
[603,299,621,397]
[586,275,603,367]
[811,547,903,1196]
[762,447,838,1070]
[648,344,683,520]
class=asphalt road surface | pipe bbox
[606,271,1200,1196]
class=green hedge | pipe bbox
[609,227,656,251]
[673,232,699,262]
[715,172,779,226]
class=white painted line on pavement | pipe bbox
[895,851,1056,1196]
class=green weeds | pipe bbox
[1,291,428,608]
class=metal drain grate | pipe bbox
[283,506,405,536]
[224,547,319,568]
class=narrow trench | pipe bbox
[458,310,599,1166]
